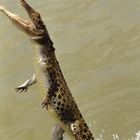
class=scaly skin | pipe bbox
[0,1,94,139]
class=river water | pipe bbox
[0,0,140,139]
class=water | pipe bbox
[0,0,140,139]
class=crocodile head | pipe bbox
[0,0,47,39]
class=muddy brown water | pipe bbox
[0,0,140,139]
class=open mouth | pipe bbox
[0,0,46,37]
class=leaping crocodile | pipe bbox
[0,0,94,139]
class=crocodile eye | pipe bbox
[31,12,44,29]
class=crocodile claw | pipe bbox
[42,99,49,109]
[15,86,28,93]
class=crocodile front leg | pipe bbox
[15,74,36,93]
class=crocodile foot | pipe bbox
[15,86,28,93]
[42,98,50,109]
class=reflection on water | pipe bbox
[0,0,140,139]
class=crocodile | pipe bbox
[0,0,94,139]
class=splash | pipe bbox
[135,130,140,140]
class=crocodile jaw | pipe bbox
[0,0,46,38]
